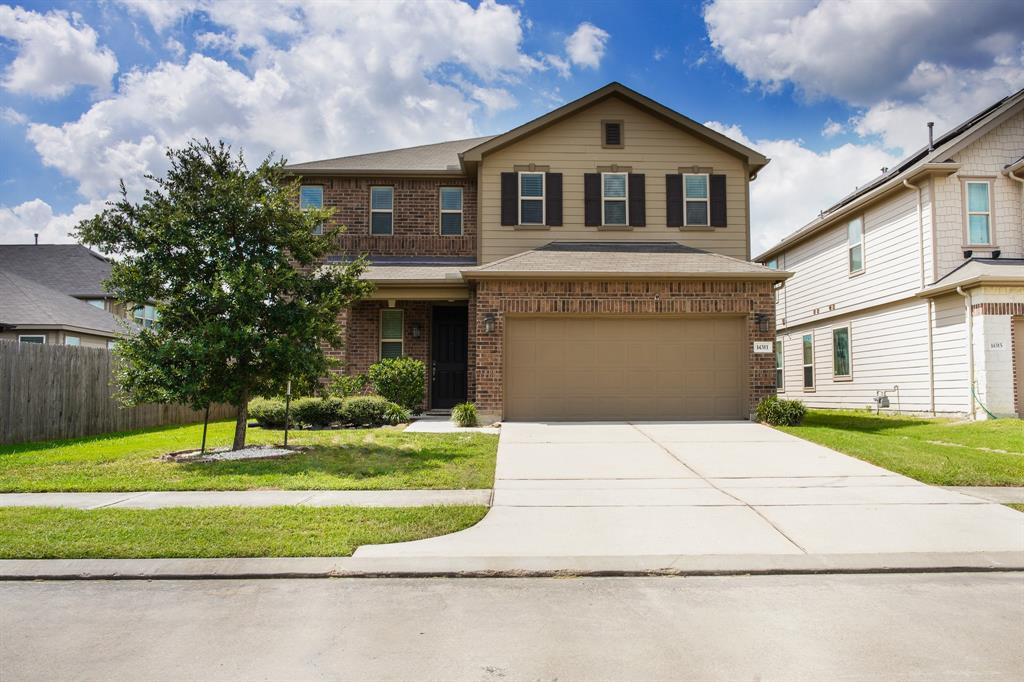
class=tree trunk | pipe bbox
[232,389,249,450]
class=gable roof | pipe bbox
[919,258,1024,297]
[0,244,113,298]
[460,82,769,174]
[0,269,127,336]
[284,136,496,175]
[756,87,1024,262]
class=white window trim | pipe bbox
[832,325,852,380]
[683,173,710,227]
[601,171,629,226]
[300,184,325,235]
[802,333,815,391]
[134,304,158,329]
[65,335,81,346]
[848,217,865,275]
[380,308,404,359]
[18,334,46,344]
[517,172,545,226]
[965,180,992,246]
[370,186,394,236]
[775,339,784,392]
[439,187,463,236]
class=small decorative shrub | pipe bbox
[755,395,807,426]
[329,372,369,398]
[451,402,479,427]
[291,396,344,427]
[343,395,407,427]
[368,357,425,413]
[248,397,288,428]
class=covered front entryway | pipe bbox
[504,316,748,421]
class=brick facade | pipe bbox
[470,278,777,418]
[299,175,477,258]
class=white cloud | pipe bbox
[1,106,28,125]
[0,6,118,98]
[117,0,201,33]
[0,198,112,245]
[565,22,609,69]
[164,37,186,58]
[705,121,900,255]
[544,53,572,78]
[821,118,843,137]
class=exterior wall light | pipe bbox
[411,323,422,339]
[483,313,496,334]
[754,312,770,333]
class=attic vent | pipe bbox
[602,120,623,148]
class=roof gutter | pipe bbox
[461,270,793,282]
[918,274,1024,298]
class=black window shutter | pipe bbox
[710,174,727,227]
[545,173,563,226]
[628,173,645,227]
[584,173,601,227]
[666,174,683,227]
[500,172,516,226]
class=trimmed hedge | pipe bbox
[291,396,344,427]
[368,357,425,413]
[755,395,807,426]
[248,395,406,429]
[248,397,289,428]
[344,396,409,427]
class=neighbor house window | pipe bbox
[802,333,814,390]
[370,186,394,235]
[106,340,117,351]
[601,172,628,226]
[439,187,463,236]
[965,181,992,245]
[85,299,105,310]
[775,339,784,391]
[380,309,403,359]
[518,172,545,225]
[134,304,158,329]
[766,257,779,270]
[848,217,864,273]
[18,335,45,344]
[833,326,851,379]
[602,120,623,148]
[300,185,324,235]
[683,173,709,226]
[65,336,80,346]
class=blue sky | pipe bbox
[1,0,1022,253]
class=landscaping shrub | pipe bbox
[343,395,407,427]
[368,357,425,413]
[755,395,807,426]
[328,372,369,398]
[291,396,345,427]
[248,397,288,428]
[451,402,479,427]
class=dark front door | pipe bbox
[431,306,468,409]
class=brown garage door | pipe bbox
[505,316,748,421]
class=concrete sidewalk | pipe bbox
[0,489,492,509]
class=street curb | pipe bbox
[2,552,1022,580]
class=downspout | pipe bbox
[904,178,935,414]
[955,285,976,419]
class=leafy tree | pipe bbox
[76,139,372,449]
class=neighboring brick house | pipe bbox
[757,88,1024,419]
[286,82,789,421]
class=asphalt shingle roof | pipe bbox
[0,270,125,335]
[0,244,112,298]
[285,136,496,173]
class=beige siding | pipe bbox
[478,95,749,263]
[0,329,113,348]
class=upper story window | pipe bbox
[683,173,709,226]
[134,304,158,329]
[765,257,779,270]
[602,172,628,226]
[965,181,992,245]
[300,185,324,235]
[439,187,463,236]
[602,120,623,148]
[370,186,394,235]
[848,217,864,274]
[85,298,105,310]
[518,172,545,225]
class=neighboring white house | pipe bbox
[757,88,1024,419]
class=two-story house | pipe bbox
[757,89,1024,419]
[286,82,789,422]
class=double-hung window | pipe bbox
[683,173,709,226]
[134,304,158,329]
[848,217,864,273]
[601,172,628,226]
[966,181,992,245]
[439,187,463,235]
[775,340,784,391]
[802,333,814,390]
[832,326,851,379]
[518,172,544,225]
[380,309,404,359]
[370,186,394,235]
[300,185,324,235]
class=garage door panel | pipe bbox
[505,316,748,421]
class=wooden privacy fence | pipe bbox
[0,340,236,446]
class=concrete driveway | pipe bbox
[356,422,1024,560]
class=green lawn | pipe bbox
[0,421,498,492]
[0,505,487,559]
[778,410,1024,486]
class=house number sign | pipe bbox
[753,341,773,354]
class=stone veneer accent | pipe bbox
[470,278,777,419]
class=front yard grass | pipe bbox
[778,410,1024,486]
[0,505,487,559]
[0,421,497,492]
